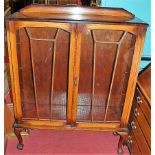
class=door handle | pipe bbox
[136,96,143,104]
[73,77,77,88]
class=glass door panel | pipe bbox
[77,28,136,123]
[16,26,70,121]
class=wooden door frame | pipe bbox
[7,20,75,127]
[71,23,147,129]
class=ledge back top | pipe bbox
[7,4,148,25]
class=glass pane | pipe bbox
[77,29,136,123]
[77,31,93,122]
[16,27,70,121]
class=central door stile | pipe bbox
[67,24,77,125]
[71,24,82,125]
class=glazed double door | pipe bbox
[12,21,136,127]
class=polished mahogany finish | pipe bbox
[6,5,147,153]
[127,65,151,155]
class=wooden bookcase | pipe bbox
[6,5,148,153]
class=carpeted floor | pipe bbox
[6,130,129,155]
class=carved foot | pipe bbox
[17,143,24,150]
[114,129,129,154]
[14,126,24,150]
[117,147,124,154]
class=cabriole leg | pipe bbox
[14,127,24,150]
[114,130,128,154]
